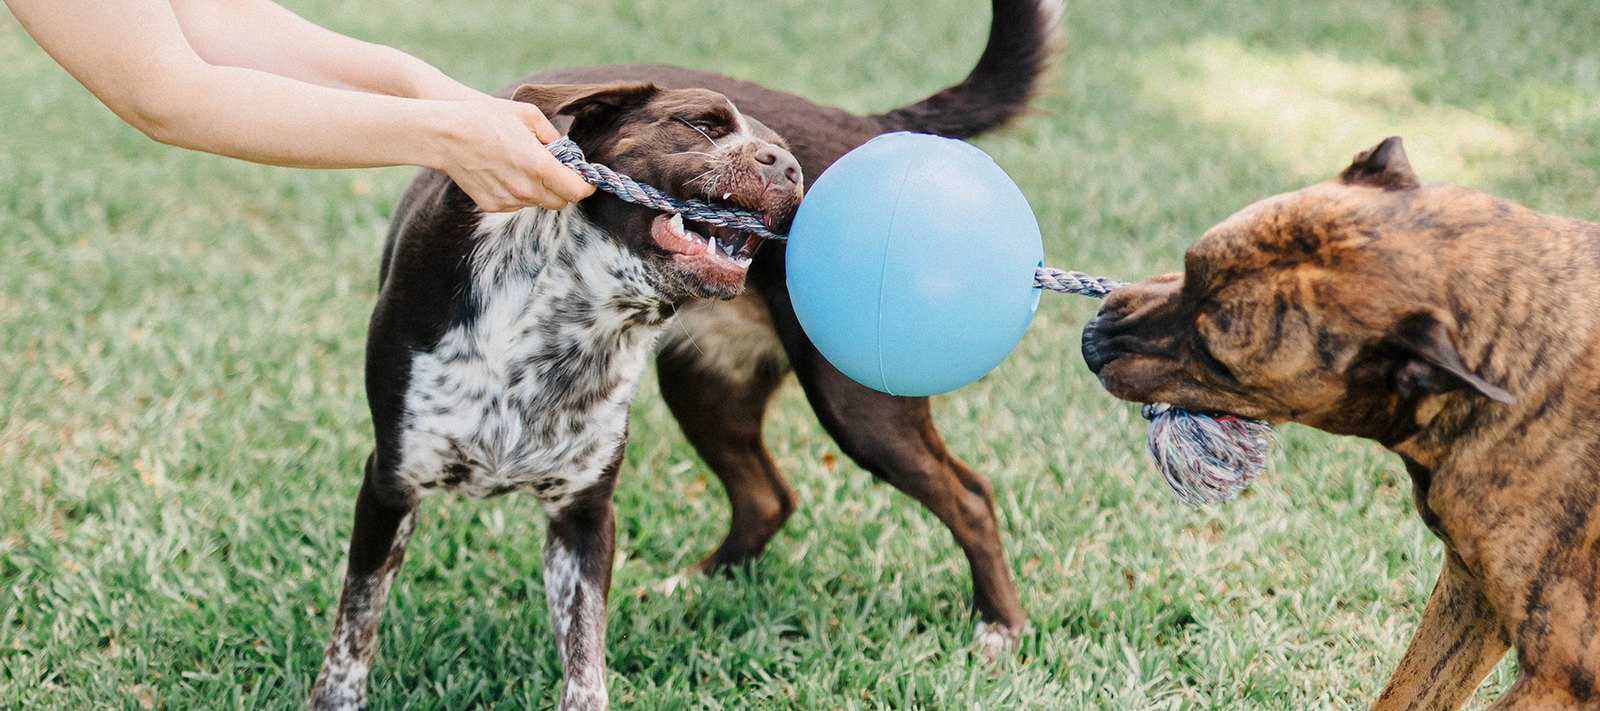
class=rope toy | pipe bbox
[1142,404,1274,506]
[547,136,1273,506]
[548,138,785,241]
[1053,278,1275,507]
[548,140,1139,295]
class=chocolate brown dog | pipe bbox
[531,0,1061,649]
[1083,136,1600,710]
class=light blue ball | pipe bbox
[786,132,1043,397]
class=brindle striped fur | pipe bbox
[1083,136,1600,710]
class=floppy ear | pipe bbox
[1386,310,1515,404]
[1339,136,1421,191]
[509,82,660,141]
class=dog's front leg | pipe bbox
[544,454,622,711]
[309,454,418,711]
[1371,554,1508,711]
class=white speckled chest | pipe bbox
[394,208,672,509]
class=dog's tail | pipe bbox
[869,0,1061,138]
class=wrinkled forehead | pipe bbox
[1184,184,1379,290]
[650,88,737,118]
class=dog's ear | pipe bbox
[1386,310,1515,404]
[510,82,660,141]
[1340,136,1421,191]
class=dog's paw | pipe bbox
[636,570,698,600]
[969,620,1023,667]
[655,571,694,595]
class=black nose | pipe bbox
[1081,316,1115,374]
[754,145,801,188]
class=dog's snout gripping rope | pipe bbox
[547,138,786,241]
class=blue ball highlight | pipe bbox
[785,132,1043,396]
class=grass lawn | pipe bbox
[3,0,1599,708]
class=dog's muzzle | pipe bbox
[1081,315,1119,375]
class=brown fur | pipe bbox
[509,0,1064,648]
[1082,136,1600,710]
[310,82,803,711]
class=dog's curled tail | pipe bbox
[869,0,1062,139]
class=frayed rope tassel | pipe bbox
[1141,403,1275,506]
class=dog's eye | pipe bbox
[677,116,727,137]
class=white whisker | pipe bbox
[686,168,719,189]
[667,302,706,357]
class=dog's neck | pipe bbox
[1395,216,1600,471]
[461,207,675,415]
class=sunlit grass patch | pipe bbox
[1136,35,1525,186]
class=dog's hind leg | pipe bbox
[749,286,1025,652]
[542,452,623,711]
[657,307,795,577]
[308,453,418,711]
[1371,555,1508,711]
[789,358,1025,651]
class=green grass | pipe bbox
[3,0,1598,708]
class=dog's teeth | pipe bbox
[722,192,732,201]
[735,256,752,268]
[668,214,686,238]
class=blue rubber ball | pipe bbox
[786,132,1043,396]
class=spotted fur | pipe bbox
[307,80,802,711]
[396,208,667,508]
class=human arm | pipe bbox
[2,0,594,211]
[168,0,483,101]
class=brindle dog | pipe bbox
[1082,136,1600,710]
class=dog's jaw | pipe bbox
[649,213,757,297]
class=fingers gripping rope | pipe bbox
[546,139,1270,506]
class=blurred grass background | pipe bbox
[2,0,1597,708]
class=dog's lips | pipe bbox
[649,213,766,290]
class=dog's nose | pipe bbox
[1081,273,1185,375]
[754,145,801,188]
[1081,316,1116,375]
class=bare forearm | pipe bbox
[135,63,467,170]
[171,0,484,101]
[130,62,593,210]
[6,0,593,211]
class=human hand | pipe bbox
[435,98,595,212]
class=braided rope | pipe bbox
[547,139,1130,294]
[547,138,785,241]
[1033,266,1125,297]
